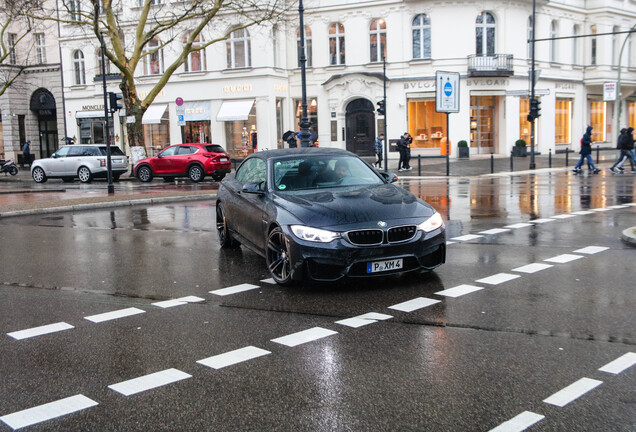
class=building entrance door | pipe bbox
[345,99,375,156]
[30,88,58,158]
[469,96,496,154]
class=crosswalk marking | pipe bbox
[529,218,554,224]
[544,254,584,264]
[573,246,609,255]
[209,283,260,296]
[7,322,74,340]
[388,297,441,312]
[504,223,533,229]
[450,234,484,242]
[335,312,393,328]
[271,327,338,347]
[108,368,191,396]
[512,263,553,273]
[475,273,520,285]
[479,228,511,235]
[551,214,576,219]
[152,296,205,309]
[197,346,271,370]
[0,394,98,430]
[599,352,636,375]
[488,411,545,432]
[571,210,594,215]
[84,308,145,323]
[435,284,483,298]
[543,377,602,407]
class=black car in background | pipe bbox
[216,148,445,285]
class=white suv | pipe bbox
[31,145,129,183]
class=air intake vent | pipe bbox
[388,225,417,243]
[346,229,383,245]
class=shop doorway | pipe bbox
[469,96,496,154]
[345,99,375,156]
[30,89,58,158]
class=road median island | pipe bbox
[621,227,636,247]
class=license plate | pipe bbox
[367,258,403,273]
[219,158,228,162]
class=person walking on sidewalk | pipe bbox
[373,133,384,169]
[610,127,635,173]
[573,126,600,174]
[397,132,412,172]
[22,140,31,167]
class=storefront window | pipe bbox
[629,102,636,127]
[589,101,606,142]
[470,96,496,153]
[143,110,170,155]
[276,98,284,148]
[183,122,210,144]
[407,100,446,149]
[77,118,114,144]
[519,99,530,145]
[224,104,257,158]
[294,99,318,145]
[555,99,571,144]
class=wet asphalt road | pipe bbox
[0,170,635,431]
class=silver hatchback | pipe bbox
[31,145,128,183]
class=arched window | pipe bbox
[476,12,495,56]
[184,32,205,72]
[226,28,251,68]
[297,26,312,67]
[369,18,386,62]
[73,50,85,85]
[329,23,345,65]
[572,25,579,64]
[550,21,558,62]
[590,25,597,65]
[413,14,431,59]
[96,48,110,75]
[527,17,533,59]
[143,37,163,75]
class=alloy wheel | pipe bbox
[266,228,292,285]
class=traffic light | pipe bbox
[376,99,385,116]
[527,98,541,121]
[108,92,123,113]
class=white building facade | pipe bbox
[58,0,636,160]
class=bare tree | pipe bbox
[38,0,289,153]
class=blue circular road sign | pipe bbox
[444,82,453,97]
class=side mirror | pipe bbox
[157,153,162,158]
[380,172,398,183]
[242,181,265,195]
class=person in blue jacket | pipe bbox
[572,126,600,174]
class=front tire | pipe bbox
[78,166,93,183]
[216,203,240,249]
[266,227,293,285]
[137,165,153,182]
[188,165,204,182]
[9,166,18,176]
[32,167,47,183]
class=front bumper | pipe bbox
[284,227,446,282]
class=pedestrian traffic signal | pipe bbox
[377,99,385,116]
[108,92,123,113]
[527,98,541,121]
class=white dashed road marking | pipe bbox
[512,263,553,274]
[479,228,511,235]
[488,411,545,432]
[260,278,276,284]
[84,307,145,323]
[108,368,192,396]
[0,394,98,430]
[197,346,271,370]
[271,327,338,347]
[608,205,629,209]
[599,352,636,375]
[435,284,484,298]
[529,218,554,224]
[504,223,533,229]
[7,322,74,340]
[591,208,610,212]
[571,210,594,215]
[152,296,205,308]
[544,254,584,264]
[573,246,609,255]
[450,234,484,242]
[388,297,441,312]
[209,283,260,296]
[475,273,520,285]
[551,214,576,219]
[335,312,393,328]
[543,377,603,407]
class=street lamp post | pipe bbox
[99,32,114,194]
[529,0,537,170]
[615,24,636,140]
[298,0,312,147]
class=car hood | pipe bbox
[272,183,435,228]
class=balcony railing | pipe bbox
[467,54,513,77]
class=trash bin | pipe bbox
[439,138,451,156]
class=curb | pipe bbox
[621,226,636,247]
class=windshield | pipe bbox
[273,155,383,191]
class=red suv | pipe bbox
[134,144,231,183]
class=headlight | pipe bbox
[291,225,340,242]
[418,212,444,233]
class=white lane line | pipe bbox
[504,223,534,229]
[529,218,555,224]
[626,203,636,207]
[488,411,545,432]
[512,263,553,274]
[608,205,629,209]
[84,307,145,323]
[209,283,260,296]
[197,346,271,370]
[260,278,276,284]
[435,284,484,298]
[544,254,584,264]
[152,296,205,309]
[271,327,338,347]
[571,210,594,215]
[599,352,636,375]
[335,312,393,328]
[388,297,441,312]
[479,228,511,235]
[7,322,74,340]
[446,241,456,245]
[108,368,191,396]
[450,234,484,242]
[543,377,603,407]
[475,273,520,285]
[573,246,609,255]
[0,394,98,430]
[591,208,610,212]
[551,214,577,219]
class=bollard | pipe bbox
[491,153,494,174]
[565,149,569,167]
[417,154,421,176]
[510,151,514,172]
[596,145,600,164]
[549,149,552,168]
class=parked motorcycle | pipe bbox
[0,159,18,176]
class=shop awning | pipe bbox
[216,99,254,122]
[76,110,106,119]
[142,104,168,124]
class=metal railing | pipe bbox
[467,54,514,76]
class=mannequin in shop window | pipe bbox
[250,125,258,151]
[241,127,249,156]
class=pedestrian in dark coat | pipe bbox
[573,126,600,173]
[22,140,31,167]
[610,127,635,172]
[398,132,412,171]
[373,134,384,168]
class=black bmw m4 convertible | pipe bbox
[216,148,445,285]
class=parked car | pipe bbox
[133,143,231,183]
[31,144,128,183]
[216,148,446,285]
